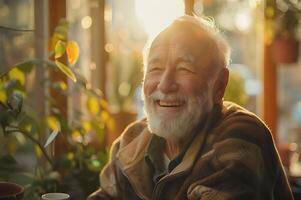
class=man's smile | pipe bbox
[156,100,185,107]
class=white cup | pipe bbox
[41,193,70,200]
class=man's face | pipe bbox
[143,26,217,139]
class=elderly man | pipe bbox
[88,15,293,200]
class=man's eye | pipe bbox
[178,68,194,74]
[147,62,163,73]
[177,62,195,73]
[148,67,162,73]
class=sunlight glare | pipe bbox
[135,0,184,38]
[235,11,252,32]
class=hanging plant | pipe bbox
[272,1,301,64]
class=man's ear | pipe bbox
[213,68,229,103]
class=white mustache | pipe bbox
[148,90,188,102]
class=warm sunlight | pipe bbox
[135,0,184,38]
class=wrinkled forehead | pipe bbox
[148,22,216,57]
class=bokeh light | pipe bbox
[81,15,92,29]
[235,11,252,32]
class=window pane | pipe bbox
[0,0,35,171]
[0,0,34,70]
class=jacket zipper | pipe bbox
[152,170,188,200]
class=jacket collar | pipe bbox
[116,128,154,199]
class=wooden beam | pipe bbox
[263,0,278,141]
[90,0,107,98]
[48,0,68,155]
[263,43,277,140]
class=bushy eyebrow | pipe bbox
[176,53,195,63]
[147,47,196,67]
[147,52,164,66]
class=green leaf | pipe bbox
[87,159,101,172]
[54,19,69,39]
[47,115,59,130]
[0,88,7,103]
[54,40,66,59]
[87,96,99,116]
[44,125,60,148]
[55,60,77,82]
[0,60,36,78]
[8,68,25,85]
[15,60,36,73]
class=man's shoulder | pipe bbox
[222,101,266,126]
[222,101,256,117]
[219,101,272,142]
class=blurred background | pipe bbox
[0,0,300,199]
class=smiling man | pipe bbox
[88,16,293,200]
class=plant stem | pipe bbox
[6,126,54,168]
[0,59,57,79]
[0,26,34,32]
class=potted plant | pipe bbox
[272,2,301,64]
[0,19,109,199]
[0,182,24,200]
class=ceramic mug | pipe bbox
[0,182,24,200]
[41,193,70,200]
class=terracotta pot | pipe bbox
[106,111,137,147]
[0,182,24,200]
[272,37,300,64]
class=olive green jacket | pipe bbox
[88,102,293,200]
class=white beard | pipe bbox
[143,83,214,140]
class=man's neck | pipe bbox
[164,136,191,160]
[164,139,181,160]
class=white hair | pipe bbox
[143,15,231,76]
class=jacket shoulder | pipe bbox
[221,101,271,138]
[117,118,149,149]
[212,101,277,156]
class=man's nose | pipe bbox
[157,69,178,93]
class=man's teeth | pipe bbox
[158,100,183,107]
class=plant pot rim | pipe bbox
[0,181,24,198]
